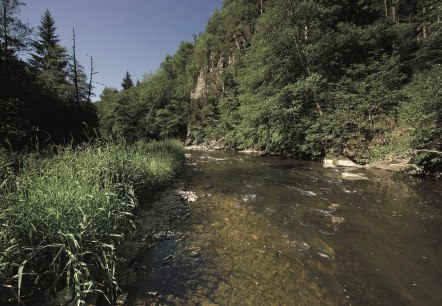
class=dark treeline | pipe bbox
[97,0,442,175]
[0,0,97,150]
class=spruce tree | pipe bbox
[121,71,134,90]
[29,9,68,92]
[0,0,30,62]
[0,0,31,96]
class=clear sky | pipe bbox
[19,0,222,100]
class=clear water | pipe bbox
[130,150,442,305]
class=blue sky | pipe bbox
[20,0,221,100]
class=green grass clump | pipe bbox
[367,129,413,163]
[0,140,184,304]
[0,149,15,179]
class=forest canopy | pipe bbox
[0,0,96,149]
[97,0,441,174]
[1,0,441,175]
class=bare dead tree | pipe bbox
[87,55,97,103]
[72,28,79,107]
[391,0,399,22]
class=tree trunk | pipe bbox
[87,56,96,103]
[2,4,6,57]
[384,0,388,17]
[72,29,79,108]
[391,0,399,22]
[2,3,9,70]
[306,67,323,117]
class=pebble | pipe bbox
[163,255,174,265]
[318,252,331,260]
[116,293,128,305]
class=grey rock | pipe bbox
[163,255,174,265]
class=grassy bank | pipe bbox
[0,140,185,304]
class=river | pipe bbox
[129,150,442,305]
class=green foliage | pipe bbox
[120,71,134,90]
[0,148,15,179]
[400,64,442,151]
[366,129,413,162]
[0,0,31,61]
[98,42,194,142]
[306,54,406,158]
[1,5,97,150]
[0,140,184,304]
[179,0,440,173]
[399,64,442,175]
[29,9,69,98]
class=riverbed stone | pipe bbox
[341,172,369,180]
[163,255,174,265]
[323,154,365,168]
[176,190,198,202]
[331,215,345,224]
[328,203,341,211]
[116,293,128,305]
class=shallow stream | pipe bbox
[130,150,442,305]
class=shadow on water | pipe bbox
[130,150,442,305]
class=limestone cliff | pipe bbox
[190,21,251,100]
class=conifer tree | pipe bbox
[121,70,134,90]
[29,9,68,94]
[0,0,30,62]
[0,0,31,95]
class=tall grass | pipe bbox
[0,140,184,304]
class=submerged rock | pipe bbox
[116,293,128,305]
[163,255,174,265]
[238,148,263,155]
[176,190,198,202]
[318,252,331,260]
[328,203,341,211]
[341,172,369,180]
[331,215,345,224]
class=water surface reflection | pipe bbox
[132,150,442,305]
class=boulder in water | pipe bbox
[323,154,365,168]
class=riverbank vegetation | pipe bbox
[0,140,184,304]
[1,2,188,303]
[96,0,441,176]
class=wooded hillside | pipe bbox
[97,0,441,175]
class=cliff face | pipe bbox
[190,70,207,100]
[190,21,251,100]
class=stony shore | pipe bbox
[186,143,412,173]
[116,163,198,305]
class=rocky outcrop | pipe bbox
[190,24,251,101]
[323,154,366,168]
[190,70,207,100]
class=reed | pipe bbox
[0,140,184,304]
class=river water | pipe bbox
[130,150,442,305]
